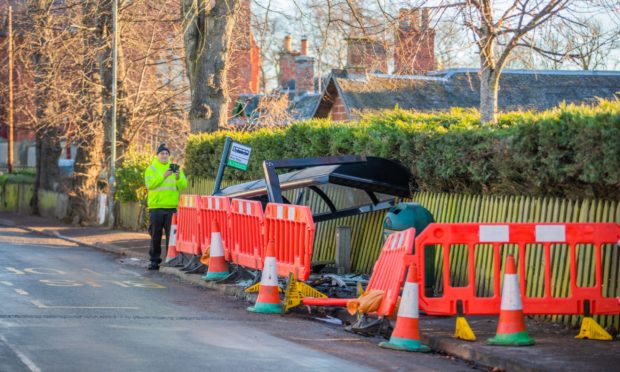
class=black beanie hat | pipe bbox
[157,143,170,155]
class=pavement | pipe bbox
[1,211,619,372]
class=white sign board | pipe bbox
[227,142,252,171]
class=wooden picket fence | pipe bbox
[118,177,619,329]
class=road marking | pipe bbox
[0,281,14,286]
[122,280,166,289]
[39,280,82,287]
[14,289,29,296]
[24,268,66,275]
[31,300,139,310]
[0,335,41,372]
[82,268,103,276]
[83,280,103,288]
[5,267,24,275]
[110,281,130,288]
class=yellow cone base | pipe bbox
[283,274,327,313]
[244,283,261,293]
[454,316,476,341]
[488,331,535,346]
[356,281,365,296]
[575,317,613,341]
[379,337,431,352]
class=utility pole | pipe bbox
[7,6,13,174]
[107,0,118,227]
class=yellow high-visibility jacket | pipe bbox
[144,158,187,209]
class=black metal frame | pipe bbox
[212,137,233,195]
[262,155,366,203]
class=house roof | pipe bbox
[313,68,620,118]
[289,94,321,120]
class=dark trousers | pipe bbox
[148,208,175,265]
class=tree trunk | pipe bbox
[65,0,106,225]
[28,1,62,214]
[67,130,104,225]
[479,67,500,124]
[182,0,240,133]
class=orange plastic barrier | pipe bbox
[301,228,416,316]
[365,228,415,316]
[264,203,315,281]
[200,196,232,261]
[176,195,202,256]
[230,199,265,270]
[416,223,620,316]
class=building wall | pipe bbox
[330,95,349,121]
[346,38,388,74]
[227,0,260,114]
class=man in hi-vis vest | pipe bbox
[144,144,187,270]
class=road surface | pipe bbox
[0,226,480,372]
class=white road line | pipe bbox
[82,268,103,276]
[0,335,41,372]
[31,300,139,310]
[4,267,24,275]
[0,281,14,286]
[14,289,29,296]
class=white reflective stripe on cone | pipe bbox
[536,225,566,242]
[261,257,278,286]
[210,233,224,257]
[500,274,523,310]
[169,225,177,246]
[479,225,510,242]
[397,282,419,318]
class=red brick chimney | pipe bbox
[394,8,435,74]
[278,35,300,90]
[300,36,308,56]
[345,37,388,74]
[295,50,314,97]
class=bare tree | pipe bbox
[182,0,241,133]
[563,19,619,70]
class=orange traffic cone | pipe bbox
[202,220,229,281]
[247,240,282,314]
[164,214,179,263]
[379,262,430,352]
[488,254,535,346]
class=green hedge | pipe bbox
[0,170,36,186]
[115,148,151,203]
[185,100,620,201]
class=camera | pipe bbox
[169,163,179,173]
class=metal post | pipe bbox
[212,137,232,195]
[107,0,118,226]
[7,7,13,173]
[335,226,352,274]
